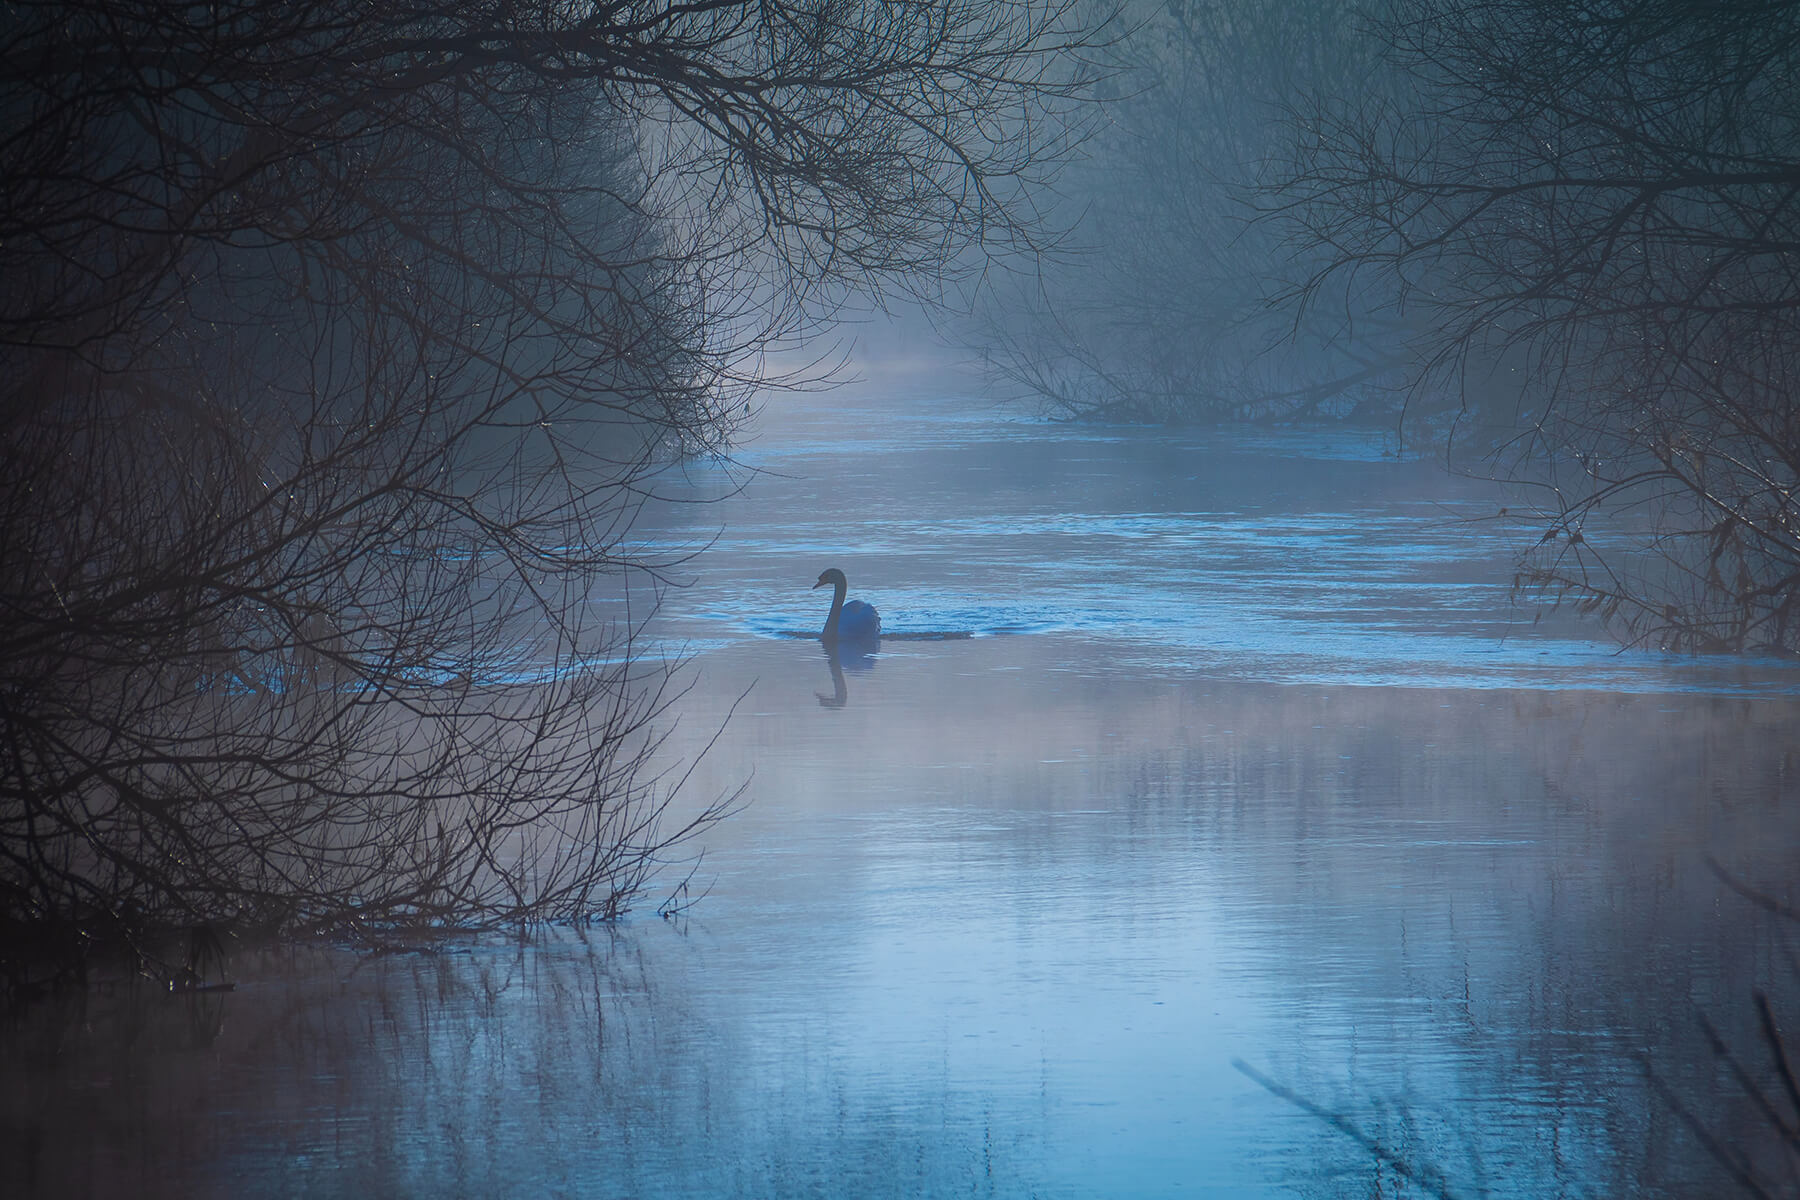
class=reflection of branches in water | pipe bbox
[1232,1059,1465,1200]
[1656,863,1800,1199]
[5,926,1059,1195]
[1241,863,1800,1198]
[1647,992,1800,1200]
[3,930,669,1195]
[1713,857,1800,927]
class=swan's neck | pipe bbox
[821,578,847,641]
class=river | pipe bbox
[7,386,1799,1197]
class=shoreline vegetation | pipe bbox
[976,0,1800,656]
[0,0,1114,979]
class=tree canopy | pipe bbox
[1273,0,1800,651]
[0,0,1108,965]
[986,0,1800,653]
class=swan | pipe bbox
[813,567,881,645]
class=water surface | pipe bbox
[7,391,1799,1198]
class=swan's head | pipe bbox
[813,567,847,591]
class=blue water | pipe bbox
[8,389,1799,1198]
[624,393,1800,695]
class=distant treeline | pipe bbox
[982,0,1800,655]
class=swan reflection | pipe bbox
[816,640,878,707]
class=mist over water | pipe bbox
[630,391,1800,693]
[9,388,1798,1197]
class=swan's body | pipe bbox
[813,567,881,645]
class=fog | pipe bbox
[6,2,1800,1197]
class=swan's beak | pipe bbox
[811,578,826,589]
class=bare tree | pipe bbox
[977,0,1408,424]
[0,0,1108,967]
[1270,0,1800,652]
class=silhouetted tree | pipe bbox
[1271,0,1800,652]
[0,0,1106,959]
